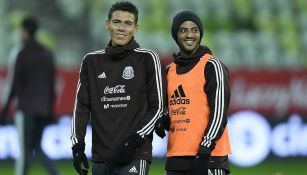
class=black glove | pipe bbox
[191,153,210,175]
[72,142,89,175]
[115,133,144,166]
[0,105,9,125]
[46,113,58,124]
[154,113,170,138]
[0,117,6,125]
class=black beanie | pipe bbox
[171,11,203,44]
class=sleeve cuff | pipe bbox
[198,145,212,155]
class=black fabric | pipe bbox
[207,157,230,174]
[4,38,55,117]
[166,156,229,173]
[173,45,212,67]
[105,39,140,60]
[72,43,165,162]
[166,156,194,171]
[171,10,204,44]
[114,133,144,166]
[0,104,9,125]
[166,170,190,175]
[92,162,114,175]
[2,37,57,174]
[18,113,59,175]
[93,159,150,175]
[154,113,170,138]
[202,59,231,154]
[166,169,227,175]
[72,142,89,175]
[192,153,210,175]
[198,144,213,155]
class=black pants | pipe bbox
[167,168,227,175]
[14,111,58,175]
[92,159,150,175]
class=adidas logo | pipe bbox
[128,166,138,173]
[169,84,190,105]
[98,72,106,78]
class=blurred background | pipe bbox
[0,0,307,174]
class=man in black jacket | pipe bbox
[155,11,232,175]
[0,17,58,175]
[70,1,166,175]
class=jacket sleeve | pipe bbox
[2,51,23,113]
[47,51,56,115]
[200,57,231,154]
[70,56,91,145]
[136,51,166,137]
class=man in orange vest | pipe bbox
[155,11,231,175]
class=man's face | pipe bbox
[177,21,200,55]
[106,10,138,46]
[21,28,28,41]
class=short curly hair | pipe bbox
[108,1,139,24]
[21,16,39,37]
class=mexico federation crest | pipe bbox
[122,66,134,79]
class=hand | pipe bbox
[115,133,144,166]
[191,153,210,175]
[154,113,170,138]
[0,116,6,125]
[46,114,58,124]
[72,142,89,175]
[0,105,9,125]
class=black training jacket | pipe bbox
[71,40,165,162]
[4,38,55,116]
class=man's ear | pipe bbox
[105,20,110,30]
[134,24,138,33]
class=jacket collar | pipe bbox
[105,38,140,60]
[173,45,212,66]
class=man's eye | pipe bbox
[179,29,186,33]
[125,22,133,26]
[192,29,198,33]
[112,20,120,24]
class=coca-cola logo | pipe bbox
[104,85,126,94]
[170,107,186,116]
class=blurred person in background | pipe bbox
[70,1,165,175]
[155,11,231,175]
[0,16,58,175]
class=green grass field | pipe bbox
[1,157,306,175]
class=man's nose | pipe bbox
[117,23,126,30]
[186,30,193,37]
